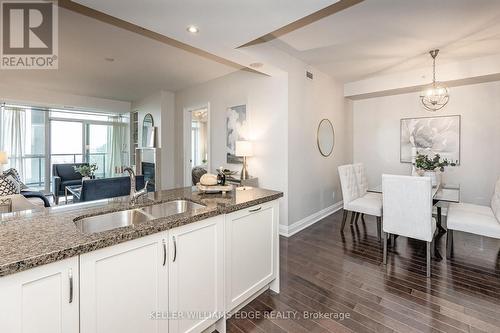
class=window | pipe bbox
[0,103,129,191]
[0,106,46,189]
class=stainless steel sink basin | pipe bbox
[75,200,205,234]
[75,209,152,234]
[139,199,205,218]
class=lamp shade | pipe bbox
[0,151,7,164]
[235,141,253,157]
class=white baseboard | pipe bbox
[279,201,343,237]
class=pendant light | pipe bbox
[420,49,449,112]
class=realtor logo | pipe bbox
[1,0,58,69]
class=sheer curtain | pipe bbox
[107,116,128,177]
[0,106,26,178]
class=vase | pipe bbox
[423,171,440,187]
[82,176,90,183]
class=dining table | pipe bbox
[368,183,461,259]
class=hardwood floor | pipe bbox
[227,210,500,333]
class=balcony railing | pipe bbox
[8,153,108,189]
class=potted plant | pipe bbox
[415,153,456,186]
[73,163,98,182]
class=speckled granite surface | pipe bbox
[0,187,282,277]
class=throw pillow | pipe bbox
[0,174,20,196]
[2,168,28,190]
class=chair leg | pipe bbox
[446,230,453,259]
[376,216,381,241]
[383,232,388,265]
[354,212,360,224]
[426,241,432,278]
[361,213,366,223]
[340,210,348,232]
[349,212,356,225]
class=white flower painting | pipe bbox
[400,115,460,163]
[226,105,248,164]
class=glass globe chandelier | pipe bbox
[420,49,449,112]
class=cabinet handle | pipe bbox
[173,236,177,262]
[249,206,262,213]
[162,239,167,266]
[68,268,73,304]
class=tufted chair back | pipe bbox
[491,177,500,222]
[353,163,368,196]
[338,164,359,207]
[382,174,434,242]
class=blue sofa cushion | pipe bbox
[78,176,145,202]
[61,179,83,188]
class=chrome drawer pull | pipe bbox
[68,269,73,304]
[173,236,177,262]
[162,239,167,266]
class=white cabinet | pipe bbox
[168,216,224,333]
[80,232,168,333]
[225,200,279,312]
[0,257,79,333]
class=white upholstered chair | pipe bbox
[447,178,500,258]
[382,175,436,277]
[338,164,382,240]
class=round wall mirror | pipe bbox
[317,119,334,157]
[142,113,155,147]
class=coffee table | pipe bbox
[65,185,82,204]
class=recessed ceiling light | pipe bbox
[249,62,263,68]
[186,25,199,34]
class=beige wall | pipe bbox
[132,91,176,189]
[286,61,352,228]
[174,70,289,226]
[353,80,500,205]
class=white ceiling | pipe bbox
[74,0,338,72]
[273,0,500,82]
[0,7,238,102]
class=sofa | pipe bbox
[52,163,88,204]
[74,175,145,203]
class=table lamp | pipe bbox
[0,151,7,172]
[235,141,253,180]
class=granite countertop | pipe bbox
[0,187,282,277]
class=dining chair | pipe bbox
[338,164,382,240]
[447,178,500,258]
[382,174,436,277]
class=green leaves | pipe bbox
[73,163,99,177]
[415,152,456,171]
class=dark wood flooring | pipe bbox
[227,210,500,333]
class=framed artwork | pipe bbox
[226,105,247,164]
[400,115,460,163]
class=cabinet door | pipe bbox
[169,216,224,333]
[0,257,79,333]
[80,233,168,333]
[225,200,279,311]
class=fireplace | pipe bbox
[142,162,156,191]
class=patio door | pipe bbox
[50,121,114,182]
[86,124,111,178]
[50,120,84,172]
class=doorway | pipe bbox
[183,104,210,186]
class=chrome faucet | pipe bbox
[124,167,149,205]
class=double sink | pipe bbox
[75,200,205,234]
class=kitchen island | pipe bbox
[0,186,282,333]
